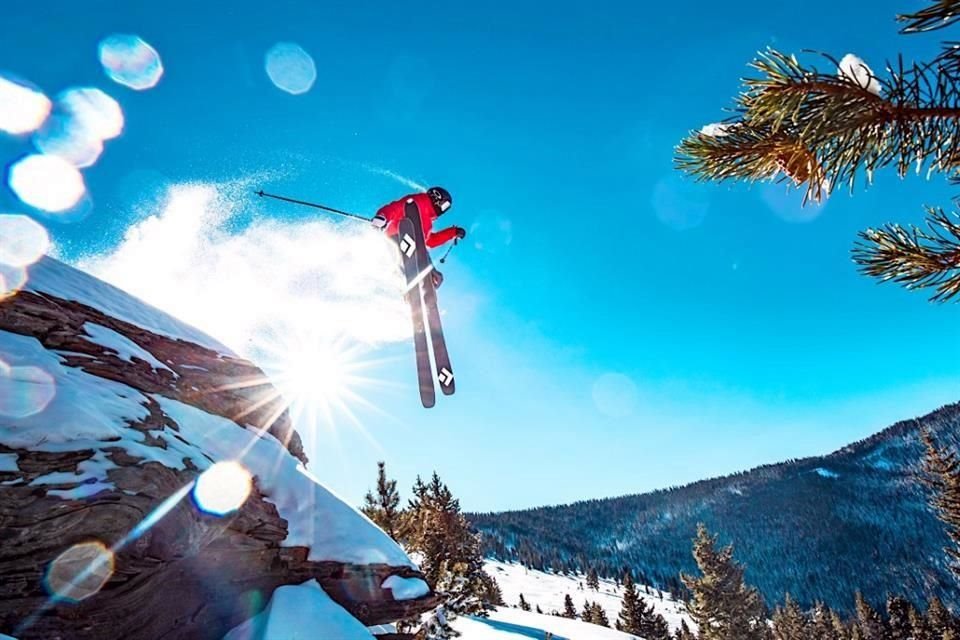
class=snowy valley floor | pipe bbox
[482,560,690,632]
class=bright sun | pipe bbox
[250,329,390,448]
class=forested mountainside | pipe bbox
[470,403,960,613]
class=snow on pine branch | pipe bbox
[837,53,882,95]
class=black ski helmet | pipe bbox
[427,186,453,215]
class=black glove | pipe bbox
[454,226,467,240]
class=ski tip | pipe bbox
[421,395,436,409]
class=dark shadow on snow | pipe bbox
[466,615,570,640]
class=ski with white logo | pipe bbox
[404,200,456,396]
[397,205,435,408]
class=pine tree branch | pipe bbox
[676,49,960,202]
[898,1,960,33]
[853,208,960,301]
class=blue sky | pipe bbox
[4,0,960,512]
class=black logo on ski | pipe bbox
[397,212,435,409]
[404,200,456,396]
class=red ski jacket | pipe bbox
[376,193,460,249]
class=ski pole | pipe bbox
[255,189,371,222]
[439,238,459,264]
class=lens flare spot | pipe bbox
[0,264,28,300]
[0,359,56,418]
[592,372,639,419]
[651,174,709,231]
[0,75,51,135]
[265,42,317,95]
[45,542,114,602]
[63,87,124,141]
[33,114,104,168]
[8,154,86,212]
[193,461,253,516]
[760,182,828,223]
[99,34,163,90]
[0,214,49,267]
[34,88,122,168]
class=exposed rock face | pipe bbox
[0,258,436,639]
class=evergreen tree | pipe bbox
[582,601,597,625]
[812,602,848,640]
[587,567,600,591]
[909,605,933,640]
[518,593,531,611]
[360,461,404,542]
[536,605,543,614]
[888,595,918,640]
[583,601,610,627]
[477,572,504,607]
[681,524,766,640]
[595,605,611,628]
[928,597,959,638]
[772,594,809,640]
[645,613,671,640]
[616,570,670,640]
[616,571,644,634]
[674,619,697,640]
[406,472,495,618]
[923,429,960,579]
[854,592,887,640]
[562,594,577,619]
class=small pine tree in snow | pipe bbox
[681,524,766,640]
[536,604,543,614]
[674,619,697,640]
[360,461,404,542]
[478,572,504,607]
[562,594,577,619]
[586,567,600,591]
[518,593,531,611]
[616,571,644,633]
[583,601,610,627]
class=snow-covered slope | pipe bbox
[0,257,434,639]
[455,607,639,640]
[484,560,691,633]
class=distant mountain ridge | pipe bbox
[469,402,960,614]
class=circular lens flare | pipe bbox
[0,214,49,267]
[193,461,253,516]
[0,359,56,418]
[45,541,115,602]
[33,113,104,168]
[8,154,86,212]
[265,42,317,95]
[34,88,122,168]
[0,75,51,135]
[592,372,639,418]
[0,263,28,300]
[99,34,164,90]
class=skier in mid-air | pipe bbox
[372,186,465,287]
[254,184,462,407]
